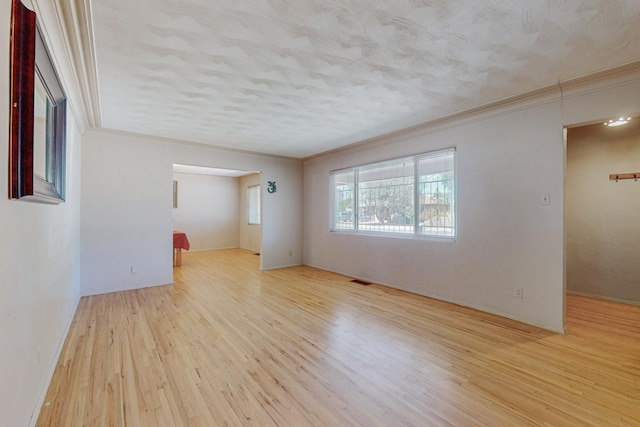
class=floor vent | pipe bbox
[350,279,371,286]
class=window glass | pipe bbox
[33,75,50,180]
[332,171,355,230]
[358,159,414,234]
[331,148,455,238]
[248,185,261,225]
[417,151,455,237]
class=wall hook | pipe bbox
[609,172,640,182]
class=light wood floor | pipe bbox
[37,249,640,426]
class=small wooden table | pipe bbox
[173,231,190,266]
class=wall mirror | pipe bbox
[9,0,67,204]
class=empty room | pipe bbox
[2,1,640,426]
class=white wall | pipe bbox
[566,119,640,303]
[0,2,82,426]
[303,67,640,333]
[239,173,262,253]
[81,130,303,296]
[304,98,566,332]
[172,172,240,251]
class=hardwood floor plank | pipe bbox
[37,249,640,426]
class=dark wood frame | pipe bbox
[9,0,67,204]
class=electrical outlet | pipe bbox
[541,193,550,205]
[515,288,524,298]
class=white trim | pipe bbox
[26,0,101,131]
[51,0,101,128]
[81,279,174,297]
[28,295,81,427]
[305,263,566,334]
[567,291,640,307]
[91,127,300,160]
[305,61,640,162]
[186,246,240,253]
[260,262,304,271]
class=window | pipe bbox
[332,170,355,231]
[248,185,261,225]
[358,158,415,234]
[331,148,455,238]
[9,0,67,204]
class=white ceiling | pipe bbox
[91,0,640,158]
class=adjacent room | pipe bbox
[2,1,640,426]
[171,164,262,257]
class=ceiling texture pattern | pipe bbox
[91,0,640,158]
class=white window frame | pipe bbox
[330,148,456,239]
[248,185,261,225]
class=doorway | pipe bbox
[172,164,262,267]
[565,117,640,305]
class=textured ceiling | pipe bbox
[92,0,640,158]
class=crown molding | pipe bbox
[51,0,101,128]
[304,84,561,161]
[89,128,302,162]
[31,0,640,156]
[305,61,640,162]
[559,60,640,93]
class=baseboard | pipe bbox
[81,278,174,297]
[567,291,640,307]
[188,246,240,252]
[29,293,82,427]
[304,262,566,334]
[261,262,303,271]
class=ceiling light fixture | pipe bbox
[604,117,631,127]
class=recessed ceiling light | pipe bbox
[604,117,631,127]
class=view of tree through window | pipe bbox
[333,171,354,230]
[358,159,415,234]
[331,148,455,237]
